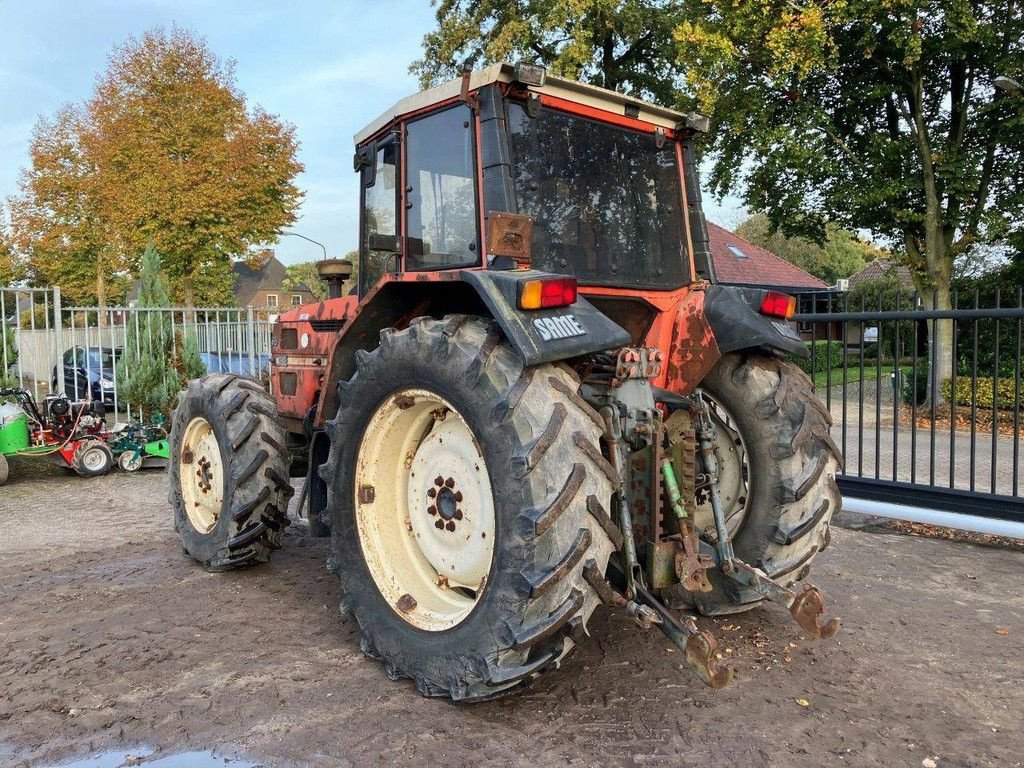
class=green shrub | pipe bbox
[901,360,930,406]
[2,325,17,373]
[116,245,203,421]
[940,376,1020,410]
[792,340,845,374]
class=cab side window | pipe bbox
[360,142,399,295]
[404,105,479,270]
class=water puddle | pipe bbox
[51,748,258,767]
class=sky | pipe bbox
[0,0,747,267]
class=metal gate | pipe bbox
[795,287,1024,532]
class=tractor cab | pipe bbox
[353,62,714,296]
[274,63,807,433]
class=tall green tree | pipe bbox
[8,25,303,307]
[116,246,203,421]
[412,0,684,101]
[736,213,881,285]
[675,1,1024,399]
[418,0,1024,402]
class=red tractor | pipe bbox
[169,63,841,700]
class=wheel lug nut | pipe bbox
[434,476,444,487]
[454,509,463,520]
[444,477,454,488]
[434,519,445,530]
[427,505,437,516]
[454,491,463,502]
[427,488,436,498]
[445,521,456,532]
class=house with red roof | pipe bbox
[707,222,829,293]
[707,222,838,344]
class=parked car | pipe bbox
[52,346,121,404]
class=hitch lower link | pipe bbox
[584,561,734,689]
[593,391,839,690]
[694,394,840,641]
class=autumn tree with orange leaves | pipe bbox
[8,26,303,306]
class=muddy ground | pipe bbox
[1,463,1022,768]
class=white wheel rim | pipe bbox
[81,445,108,472]
[694,394,749,538]
[179,417,225,534]
[120,451,142,471]
[356,388,496,632]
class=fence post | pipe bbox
[53,286,65,397]
[246,305,256,376]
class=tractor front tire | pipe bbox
[324,316,618,701]
[681,353,842,615]
[169,374,293,571]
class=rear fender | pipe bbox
[315,271,630,427]
[704,284,807,358]
[459,270,630,366]
[664,284,807,395]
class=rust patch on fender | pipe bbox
[665,288,721,396]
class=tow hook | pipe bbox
[723,559,840,639]
[789,584,841,639]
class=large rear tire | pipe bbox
[678,353,842,615]
[324,316,618,701]
[169,374,293,571]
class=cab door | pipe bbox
[402,103,481,272]
[358,137,400,295]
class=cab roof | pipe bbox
[353,62,705,146]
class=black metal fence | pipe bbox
[794,287,1024,524]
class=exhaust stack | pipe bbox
[316,259,354,299]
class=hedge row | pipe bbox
[940,376,1021,410]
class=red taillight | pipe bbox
[519,277,578,309]
[760,291,797,319]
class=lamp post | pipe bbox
[280,231,328,260]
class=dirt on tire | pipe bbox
[1,468,1023,767]
[324,316,616,700]
[169,373,293,571]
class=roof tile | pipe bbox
[707,222,828,290]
